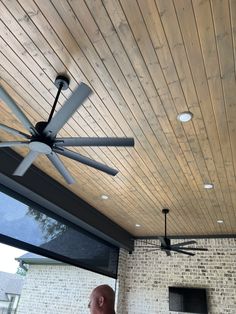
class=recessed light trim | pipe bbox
[177,111,193,123]
[135,224,141,227]
[204,183,214,189]
[217,220,224,224]
[101,194,109,200]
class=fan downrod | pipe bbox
[162,208,169,239]
[48,75,70,123]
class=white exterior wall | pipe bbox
[117,238,236,314]
[16,265,115,314]
[0,301,8,309]
[0,301,8,313]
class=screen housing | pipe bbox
[169,286,208,314]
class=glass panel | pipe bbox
[0,191,119,277]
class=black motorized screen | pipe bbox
[0,189,119,278]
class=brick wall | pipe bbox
[116,248,129,314]
[117,238,236,314]
[16,264,115,314]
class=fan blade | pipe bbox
[43,83,92,138]
[171,248,195,256]
[171,241,197,248]
[0,141,29,148]
[54,147,118,176]
[47,152,75,185]
[13,151,39,176]
[158,236,168,246]
[0,86,37,135]
[55,137,134,147]
[0,123,31,139]
[165,250,171,256]
[175,247,208,251]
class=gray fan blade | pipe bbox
[0,123,31,139]
[55,137,135,147]
[13,151,39,176]
[47,152,75,185]
[171,241,197,248]
[165,250,171,257]
[54,147,118,176]
[0,86,37,135]
[43,83,92,138]
[171,248,195,256]
[0,141,29,147]
[158,236,168,246]
[175,247,208,251]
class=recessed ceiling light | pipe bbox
[177,111,193,123]
[101,194,109,200]
[204,183,214,189]
[135,224,141,227]
[217,220,224,224]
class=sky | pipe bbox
[0,243,27,273]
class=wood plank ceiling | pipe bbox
[0,0,236,237]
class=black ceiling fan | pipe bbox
[0,75,134,184]
[137,209,208,256]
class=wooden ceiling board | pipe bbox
[0,0,235,236]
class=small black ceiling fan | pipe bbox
[137,209,208,256]
[0,75,134,184]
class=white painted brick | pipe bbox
[17,265,115,314]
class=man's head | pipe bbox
[88,284,115,314]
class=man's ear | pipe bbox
[98,296,105,307]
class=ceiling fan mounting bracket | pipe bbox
[162,208,169,215]
[54,75,70,90]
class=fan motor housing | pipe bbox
[31,121,55,149]
[35,121,48,134]
[161,237,171,249]
[29,141,52,154]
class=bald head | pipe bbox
[89,285,115,314]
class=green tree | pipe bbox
[26,207,68,241]
[16,264,28,277]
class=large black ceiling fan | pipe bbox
[137,209,208,256]
[0,75,134,184]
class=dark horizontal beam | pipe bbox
[136,234,236,240]
[0,148,134,251]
